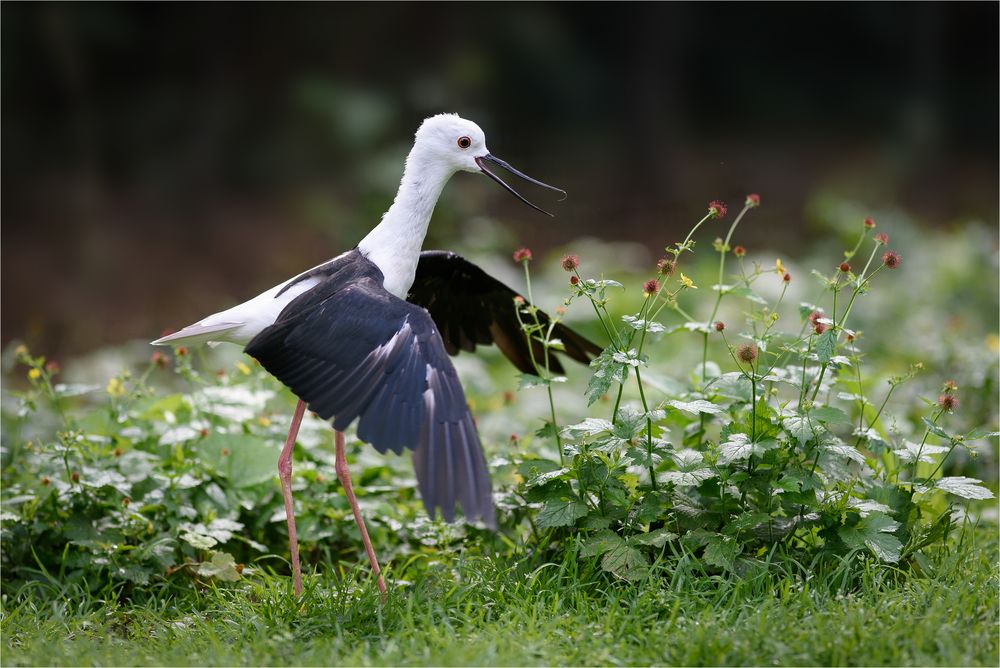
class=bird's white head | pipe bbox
[413,114,489,174]
[411,113,566,216]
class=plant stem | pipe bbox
[809,245,884,403]
[910,407,945,482]
[521,262,563,465]
[702,204,751,381]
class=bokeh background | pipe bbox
[2,1,998,357]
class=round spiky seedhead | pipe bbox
[942,380,958,392]
[657,258,676,276]
[737,343,758,363]
[733,245,746,257]
[782,272,792,283]
[708,200,728,219]
[714,321,725,332]
[839,262,851,273]
[937,393,958,411]
[513,247,533,263]
[643,279,661,297]
[874,232,889,245]
[561,254,579,271]
[882,250,901,269]
[569,275,579,286]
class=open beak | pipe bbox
[475,154,567,217]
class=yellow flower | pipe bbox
[257,415,272,427]
[775,258,786,275]
[27,368,41,380]
[106,377,126,398]
[236,361,252,375]
[680,273,696,289]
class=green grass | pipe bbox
[3,528,997,666]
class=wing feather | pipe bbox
[245,259,495,527]
[409,251,602,374]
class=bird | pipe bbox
[152,114,600,597]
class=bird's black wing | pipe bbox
[245,255,494,528]
[408,251,602,375]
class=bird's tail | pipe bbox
[151,321,242,347]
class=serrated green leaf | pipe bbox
[824,442,867,464]
[536,496,589,528]
[199,432,281,488]
[702,535,741,570]
[838,511,902,563]
[815,329,837,363]
[717,433,752,465]
[579,529,623,557]
[621,315,665,334]
[600,542,649,581]
[181,531,217,550]
[659,468,715,487]
[810,406,852,425]
[633,527,678,548]
[667,399,721,415]
[524,467,570,489]
[586,351,629,406]
[722,512,771,535]
[562,418,613,437]
[927,476,994,500]
[196,550,241,582]
[784,415,821,446]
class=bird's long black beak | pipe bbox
[475,154,567,217]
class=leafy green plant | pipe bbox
[1,198,996,598]
[0,346,479,594]
[507,198,997,581]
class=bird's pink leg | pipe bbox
[335,431,388,598]
[278,399,307,596]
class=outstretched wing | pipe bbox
[408,251,602,374]
[245,256,494,528]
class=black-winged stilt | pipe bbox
[152,114,599,596]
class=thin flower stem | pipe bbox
[809,244,885,403]
[633,294,657,489]
[910,407,946,481]
[854,383,898,448]
[610,384,625,424]
[680,213,714,251]
[703,204,751,381]
[924,438,959,482]
[520,262,563,465]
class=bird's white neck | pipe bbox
[358,148,455,298]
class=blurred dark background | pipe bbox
[3,1,998,356]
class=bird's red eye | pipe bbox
[457,136,472,149]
